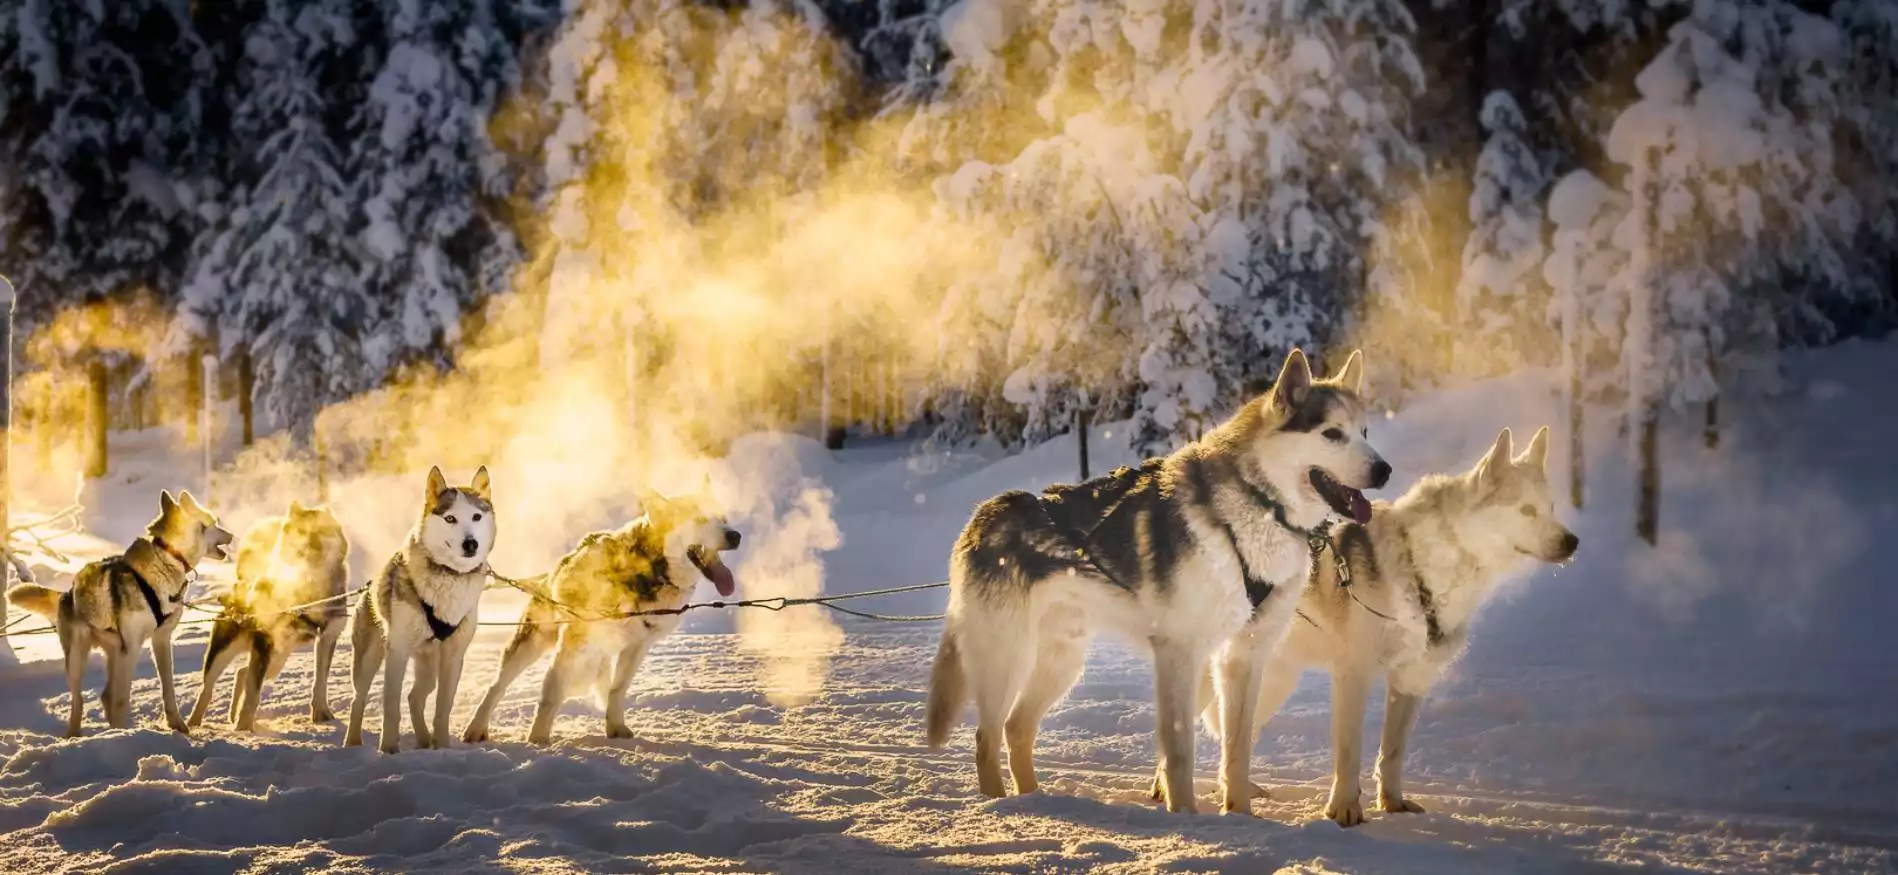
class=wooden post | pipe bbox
[1637,410,1658,545]
[87,360,108,479]
[0,276,12,604]
[201,353,216,506]
[237,347,254,447]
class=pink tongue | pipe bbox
[1348,491,1372,525]
[706,561,736,597]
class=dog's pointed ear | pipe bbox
[470,465,492,500]
[425,466,448,501]
[288,499,306,516]
[179,490,205,512]
[159,490,178,514]
[1334,349,1365,395]
[1473,428,1514,487]
[1270,348,1314,410]
[1516,426,1551,471]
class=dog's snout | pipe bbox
[461,537,480,557]
[1369,459,1392,489]
[1558,531,1580,559]
[725,530,742,550]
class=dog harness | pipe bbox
[418,598,458,641]
[131,567,174,626]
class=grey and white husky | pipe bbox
[8,490,234,737]
[344,466,496,753]
[462,491,741,746]
[925,348,1391,813]
[1180,426,1579,825]
[189,501,351,731]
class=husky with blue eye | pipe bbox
[344,466,495,754]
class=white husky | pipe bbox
[1187,426,1578,825]
[344,466,496,753]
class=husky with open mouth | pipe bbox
[8,490,234,737]
[462,490,741,746]
[925,348,1390,814]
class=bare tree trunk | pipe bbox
[237,347,254,447]
[201,353,216,506]
[1568,353,1584,509]
[1076,404,1091,482]
[1703,343,1719,450]
[87,361,108,479]
[185,345,203,446]
[1637,409,1659,545]
[314,418,329,504]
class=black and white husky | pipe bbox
[344,466,496,753]
[925,348,1390,813]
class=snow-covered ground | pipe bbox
[2,341,1896,873]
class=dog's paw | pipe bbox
[342,731,362,748]
[377,740,401,755]
[605,724,635,740]
[527,731,553,747]
[1250,781,1272,800]
[462,726,490,744]
[1325,794,1366,828]
[1377,794,1425,814]
[310,708,336,724]
[1220,798,1258,817]
[1147,776,1164,804]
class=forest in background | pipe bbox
[1,0,1893,487]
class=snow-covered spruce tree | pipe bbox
[0,0,212,327]
[1454,91,1549,377]
[349,0,546,382]
[1833,0,1898,322]
[1542,168,1628,506]
[899,0,1426,454]
[1604,1,1856,420]
[178,0,376,440]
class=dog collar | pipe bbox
[151,536,193,571]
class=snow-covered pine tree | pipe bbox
[178,0,373,440]
[0,0,211,326]
[350,0,546,383]
[1542,168,1628,507]
[1455,91,1548,377]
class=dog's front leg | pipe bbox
[528,640,581,746]
[1323,666,1371,827]
[379,643,411,754]
[310,617,345,723]
[1213,641,1265,815]
[604,639,651,740]
[104,644,135,729]
[1375,684,1426,814]
[153,624,188,733]
[432,633,470,749]
[62,627,92,738]
[1150,640,1201,814]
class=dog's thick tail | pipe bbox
[6,584,63,622]
[924,626,965,749]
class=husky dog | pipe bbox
[462,492,740,746]
[8,491,234,737]
[344,466,495,754]
[925,349,1390,813]
[1185,426,1578,826]
[189,501,351,731]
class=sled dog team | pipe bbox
[7,467,743,755]
[7,347,1577,825]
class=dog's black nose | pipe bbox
[725,530,742,550]
[1369,459,1392,489]
[1559,531,1580,558]
[461,538,480,557]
